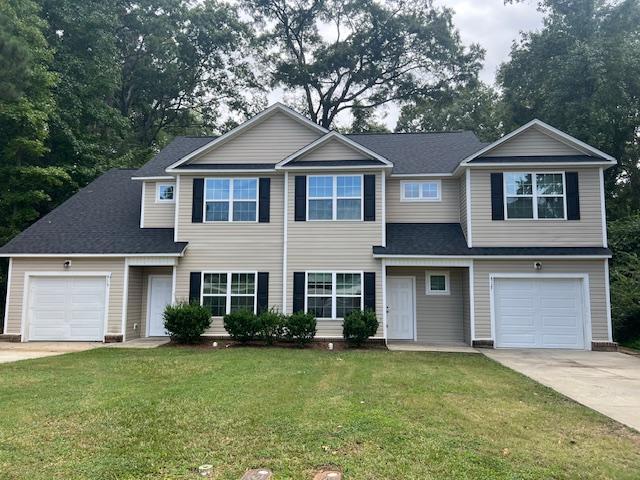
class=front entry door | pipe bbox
[387,277,415,340]
[147,275,173,337]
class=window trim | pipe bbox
[156,183,176,203]
[503,171,567,221]
[304,271,364,320]
[400,180,442,202]
[203,177,259,223]
[306,174,364,222]
[426,270,450,295]
[200,271,258,317]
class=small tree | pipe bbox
[343,310,379,347]
[163,302,212,344]
[223,309,259,343]
[285,312,317,347]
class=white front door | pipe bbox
[387,277,415,340]
[147,276,173,337]
[494,277,586,349]
[27,276,106,341]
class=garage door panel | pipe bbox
[28,276,106,341]
[495,277,586,349]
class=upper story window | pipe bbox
[204,178,257,222]
[505,172,566,220]
[308,175,362,221]
[156,183,175,203]
[202,272,256,316]
[306,272,362,319]
[400,180,441,202]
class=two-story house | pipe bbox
[0,103,616,350]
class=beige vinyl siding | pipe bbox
[387,267,466,343]
[385,177,460,223]
[298,138,369,161]
[6,257,125,336]
[482,127,586,157]
[286,170,384,338]
[459,174,468,239]
[472,259,609,342]
[189,111,322,165]
[470,168,604,246]
[174,174,284,336]
[125,268,143,339]
[142,181,175,228]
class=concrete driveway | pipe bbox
[0,342,101,364]
[483,349,640,431]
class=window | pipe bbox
[504,172,566,220]
[306,272,362,319]
[308,175,362,220]
[156,183,175,202]
[202,272,256,316]
[401,180,441,202]
[204,178,257,222]
[426,271,449,295]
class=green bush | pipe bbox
[257,308,286,344]
[163,302,212,344]
[223,309,259,343]
[610,253,640,342]
[285,311,317,346]
[343,309,379,347]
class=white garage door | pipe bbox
[494,277,586,349]
[27,276,106,341]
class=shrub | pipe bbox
[343,309,379,347]
[257,308,286,344]
[163,302,212,344]
[285,311,317,346]
[223,309,259,343]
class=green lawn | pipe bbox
[0,348,639,479]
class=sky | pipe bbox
[267,0,544,129]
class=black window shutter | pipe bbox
[257,272,269,312]
[192,178,204,223]
[364,272,376,311]
[364,174,376,221]
[294,176,306,221]
[293,272,305,313]
[490,173,504,220]
[566,172,580,220]
[258,178,271,223]
[189,272,201,304]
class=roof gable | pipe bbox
[167,104,327,170]
[462,120,615,165]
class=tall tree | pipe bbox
[499,0,640,219]
[348,101,390,133]
[245,0,483,128]
[396,81,502,141]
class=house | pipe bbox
[0,103,617,350]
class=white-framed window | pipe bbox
[426,271,449,295]
[156,183,175,203]
[307,175,363,221]
[504,172,566,220]
[201,272,257,316]
[305,271,363,319]
[400,180,441,202]
[204,178,258,222]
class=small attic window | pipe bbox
[156,183,175,203]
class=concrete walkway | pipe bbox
[483,349,640,431]
[0,342,101,364]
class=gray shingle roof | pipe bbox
[373,223,612,257]
[0,169,188,255]
[346,132,486,174]
[134,131,487,177]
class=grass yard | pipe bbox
[0,348,639,479]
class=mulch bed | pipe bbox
[162,339,387,351]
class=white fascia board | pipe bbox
[0,252,186,258]
[131,176,175,181]
[459,119,616,165]
[166,167,277,174]
[372,254,612,260]
[276,131,393,168]
[166,103,328,171]
[280,164,392,171]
